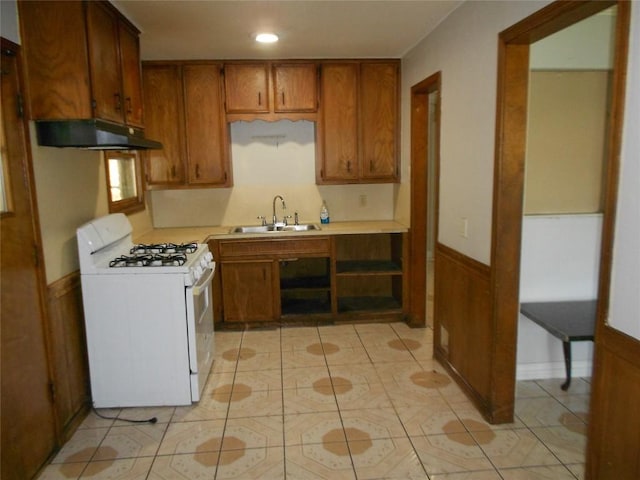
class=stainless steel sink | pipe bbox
[229,224,321,234]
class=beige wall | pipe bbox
[29,125,153,283]
[524,70,609,214]
[400,0,552,264]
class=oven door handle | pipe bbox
[191,266,215,295]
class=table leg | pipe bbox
[561,341,571,391]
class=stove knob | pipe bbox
[194,265,203,280]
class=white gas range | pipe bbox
[77,213,215,408]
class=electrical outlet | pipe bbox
[460,217,469,238]
[359,194,367,207]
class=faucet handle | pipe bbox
[283,215,292,226]
[257,215,267,226]
[294,212,299,225]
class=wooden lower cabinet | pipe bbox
[221,260,278,322]
[213,233,407,326]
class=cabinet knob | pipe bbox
[126,97,132,114]
[114,93,121,111]
[195,164,200,178]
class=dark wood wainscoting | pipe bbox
[587,325,640,479]
[434,243,494,419]
[47,271,90,441]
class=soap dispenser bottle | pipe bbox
[320,200,330,224]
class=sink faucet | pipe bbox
[272,195,286,225]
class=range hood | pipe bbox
[35,119,162,150]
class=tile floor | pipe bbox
[38,322,590,479]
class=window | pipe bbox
[105,150,145,214]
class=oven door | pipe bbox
[185,263,215,401]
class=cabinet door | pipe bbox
[183,64,230,186]
[224,64,270,113]
[18,1,92,119]
[86,1,123,124]
[273,63,318,112]
[118,21,144,128]
[360,63,399,181]
[318,63,359,182]
[221,261,277,322]
[142,65,186,185]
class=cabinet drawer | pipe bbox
[219,237,330,258]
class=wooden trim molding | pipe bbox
[409,72,441,328]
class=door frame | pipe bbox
[1,37,58,478]
[490,0,629,423]
[409,72,441,327]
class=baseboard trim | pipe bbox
[516,360,593,380]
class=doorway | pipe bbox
[491,0,630,429]
[516,6,616,388]
[409,72,440,329]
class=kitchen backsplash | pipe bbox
[149,120,396,227]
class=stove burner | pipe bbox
[130,242,198,255]
[109,253,188,267]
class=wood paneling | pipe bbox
[587,326,640,479]
[434,243,494,417]
[47,272,90,440]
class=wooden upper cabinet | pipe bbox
[318,63,359,182]
[223,62,318,120]
[317,61,399,184]
[86,1,143,128]
[86,1,123,124]
[19,0,145,128]
[360,62,399,180]
[142,62,231,189]
[183,64,230,186]
[142,65,186,186]
[224,63,270,113]
[118,22,144,127]
[273,63,318,113]
[18,1,92,119]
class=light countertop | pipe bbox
[135,220,409,245]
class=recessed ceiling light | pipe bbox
[255,33,279,44]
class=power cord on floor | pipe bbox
[92,407,157,424]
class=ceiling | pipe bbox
[112,0,463,61]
